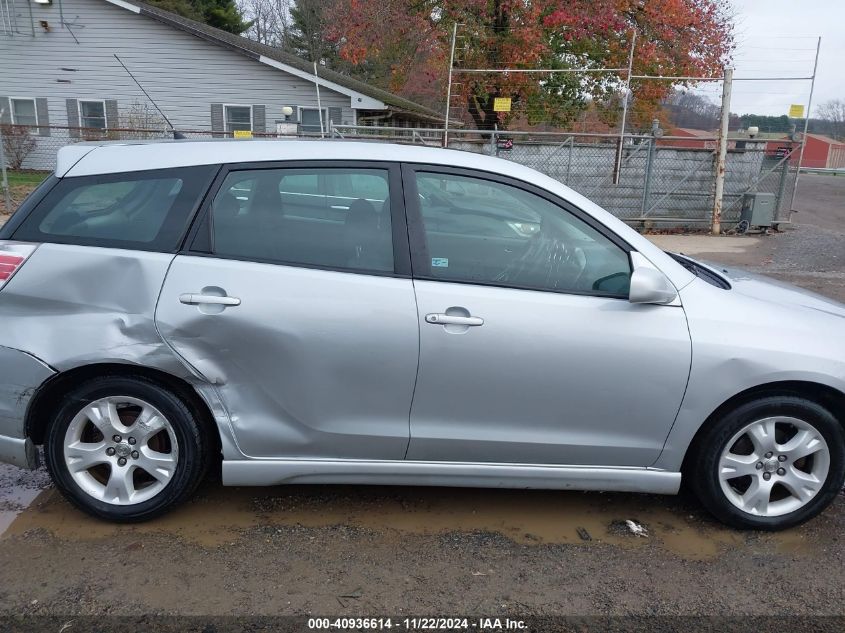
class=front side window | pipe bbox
[224,105,252,132]
[300,108,326,134]
[210,167,393,272]
[11,99,37,126]
[14,166,216,251]
[413,172,631,296]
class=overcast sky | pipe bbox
[697,0,845,117]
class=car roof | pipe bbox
[58,139,512,178]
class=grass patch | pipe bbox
[5,170,49,187]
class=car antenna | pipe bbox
[113,54,186,140]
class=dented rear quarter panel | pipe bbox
[0,243,242,457]
[0,346,55,439]
[0,243,180,373]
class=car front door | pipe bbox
[155,162,419,459]
[403,166,692,467]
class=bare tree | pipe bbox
[119,100,168,139]
[817,99,845,141]
[664,90,720,130]
[240,0,291,46]
[1,125,36,170]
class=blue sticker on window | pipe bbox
[431,257,449,268]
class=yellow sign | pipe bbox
[233,130,253,138]
[493,97,512,113]
[788,104,805,118]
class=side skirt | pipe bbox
[222,459,681,495]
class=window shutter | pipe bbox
[105,99,119,130]
[66,99,80,138]
[328,107,342,129]
[211,103,224,137]
[36,98,50,136]
[252,105,265,134]
[0,98,10,124]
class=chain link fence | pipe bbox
[332,124,800,229]
[2,123,800,229]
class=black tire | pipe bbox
[689,395,845,530]
[45,375,210,522]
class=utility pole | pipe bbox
[443,22,457,148]
[314,61,324,138]
[789,36,822,217]
[613,29,637,185]
[0,112,10,215]
[712,67,733,235]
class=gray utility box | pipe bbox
[739,192,776,227]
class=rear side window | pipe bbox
[14,166,216,252]
[208,167,394,273]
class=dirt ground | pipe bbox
[0,174,843,625]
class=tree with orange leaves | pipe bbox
[325,0,733,130]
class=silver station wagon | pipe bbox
[0,140,843,529]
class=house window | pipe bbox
[300,108,327,134]
[79,100,107,129]
[11,99,37,126]
[224,105,252,132]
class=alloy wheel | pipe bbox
[718,416,830,517]
[62,396,179,505]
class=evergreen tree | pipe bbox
[146,0,251,34]
[286,0,338,64]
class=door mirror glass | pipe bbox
[629,257,678,305]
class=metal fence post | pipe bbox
[775,149,790,219]
[711,67,733,235]
[0,118,11,215]
[565,137,574,185]
[641,136,655,217]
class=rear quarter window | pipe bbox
[13,166,217,252]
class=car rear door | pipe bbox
[155,161,419,460]
[403,165,692,467]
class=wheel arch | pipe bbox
[25,363,222,459]
[681,379,845,474]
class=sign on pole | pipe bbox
[788,104,805,118]
[493,97,512,113]
[234,130,253,139]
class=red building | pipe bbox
[660,128,716,149]
[791,134,845,169]
[664,128,844,169]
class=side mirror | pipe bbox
[629,263,678,305]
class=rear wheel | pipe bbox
[45,375,209,522]
[690,395,845,530]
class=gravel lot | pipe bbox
[0,174,843,626]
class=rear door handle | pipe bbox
[179,293,241,306]
[425,313,484,326]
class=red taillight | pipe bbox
[0,242,38,289]
[0,254,25,281]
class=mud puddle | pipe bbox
[4,482,821,561]
[0,463,50,535]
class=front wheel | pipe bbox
[690,395,845,530]
[45,375,210,522]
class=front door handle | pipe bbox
[179,293,241,307]
[425,313,484,326]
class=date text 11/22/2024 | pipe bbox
[307,618,528,630]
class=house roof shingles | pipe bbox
[125,0,446,123]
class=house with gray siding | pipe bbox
[0,0,445,169]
